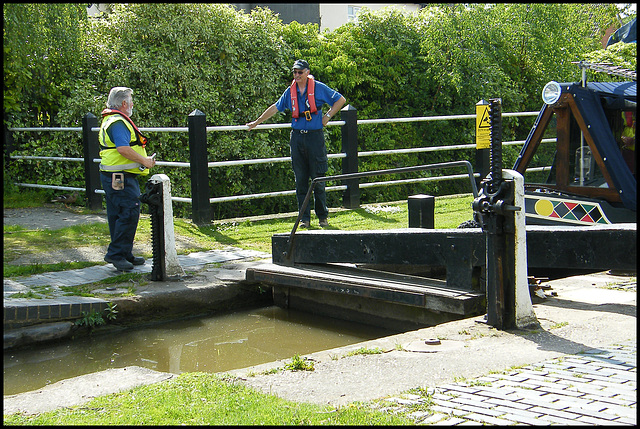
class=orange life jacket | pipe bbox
[623,111,634,129]
[290,77,317,119]
[100,108,148,148]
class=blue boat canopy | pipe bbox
[586,81,636,102]
[606,17,636,47]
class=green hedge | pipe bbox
[4,3,629,218]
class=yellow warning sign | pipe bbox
[476,100,490,149]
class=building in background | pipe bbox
[322,3,422,31]
[86,3,111,16]
[232,3,423,32]
[87,3,424,32]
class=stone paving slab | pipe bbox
[382,341,636,425]
[4,248,270,327]
[4,248,269,300]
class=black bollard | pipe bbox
[140,180,166,281]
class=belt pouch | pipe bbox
[112,172,125,190]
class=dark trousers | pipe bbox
[100,172,141,261]
[289,130,329,222]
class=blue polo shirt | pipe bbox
[106,121,132,147]
[275,80,343,131]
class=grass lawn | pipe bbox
[4,192,475,276]
[3,372,418,425]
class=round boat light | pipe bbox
[542,81,562,105]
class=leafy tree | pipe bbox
[300,3,623,199]
[4,3,89,199]
[4,3,629,218]
[60,4,300,217]
[3,3,87,125]
[582,41,637,82]
[487,4,619,108]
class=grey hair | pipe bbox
[106,87,133,109]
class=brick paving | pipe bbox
[380,341,636,425]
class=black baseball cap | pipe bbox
[292,59,310,70]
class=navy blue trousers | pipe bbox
[100,172,141,261]
[289,130,329,222]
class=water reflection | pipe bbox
[4,306,397,396]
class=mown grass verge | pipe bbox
[4,193,475,278]
[3,372,415,425]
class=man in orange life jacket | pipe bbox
[99,87,156,271]
[246,60,346,228]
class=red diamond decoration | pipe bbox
[580,213,595,223]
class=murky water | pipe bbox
[3,306,398,396]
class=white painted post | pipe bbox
[149,174,185,278]
[503,169,538,328]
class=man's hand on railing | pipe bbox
[246,104,278,131]
[142,153,157,170]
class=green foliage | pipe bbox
[5,4,630,218]
[284,354,315,371]
[345,347,383,357]
[3,3,88,124]
[105,302,118,321]
[4,3,89,194]
[75,309,105,328]
[68,4,298,217]
[300,4,624,202]
[582,41,638,81]
[75,302,117,328]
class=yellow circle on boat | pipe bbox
[535,199,554,216]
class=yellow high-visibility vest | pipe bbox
[99,111,149,175]
[622,111,635,151]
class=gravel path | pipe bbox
[4,206,107,231]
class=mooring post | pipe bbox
[408,194,435,229]
[140,174,185,281]
[472,98,537,330]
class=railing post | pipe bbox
[4,123,16,166]
[188,109,211,224]
[340,104,360,208]
[82,113,102,210]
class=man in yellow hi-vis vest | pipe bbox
[620,110,635,176]
[99,87,156,271]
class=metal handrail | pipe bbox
[8,111,543,203]
[284,160,478,260]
